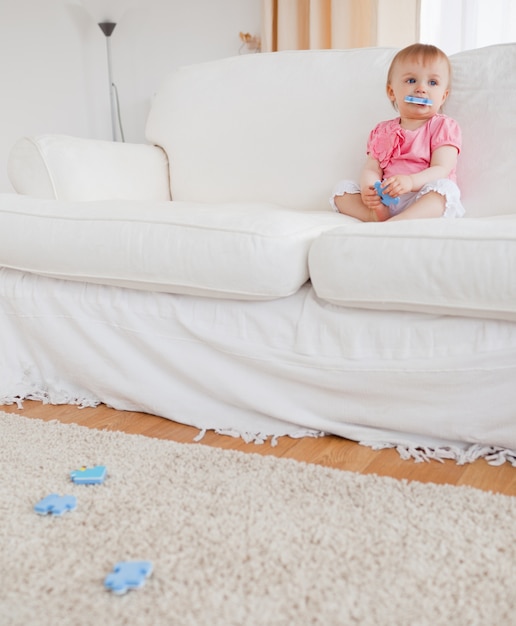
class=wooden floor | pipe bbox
[3,400,516,496]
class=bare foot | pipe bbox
[374,205,391,222]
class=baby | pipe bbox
[331,43,465,221]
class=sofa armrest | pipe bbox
[7,134,171,201]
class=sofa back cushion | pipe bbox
[445,44,516,217]
[146,43,516,217]
[146,47,395,211]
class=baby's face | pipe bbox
[387,56,450,121]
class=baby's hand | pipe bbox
[362,186,383,209]
[380,175,413,197]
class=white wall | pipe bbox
[0,0,261,191]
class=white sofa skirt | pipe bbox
[1,267,515,463]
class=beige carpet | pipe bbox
[1,412,515,626]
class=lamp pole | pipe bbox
[98,21,117,141]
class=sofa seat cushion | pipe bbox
[0,194,344,299]
[309,216,516,322]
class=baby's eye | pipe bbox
[406,78,416,84]
[429,79,438,86]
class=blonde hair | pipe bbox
[386,44,452,108]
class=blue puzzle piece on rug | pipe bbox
[70,465,107,484]
[374,181,399,207]
[104,561,153,595]
[34,494,77,516]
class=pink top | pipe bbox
[367,114,462,182]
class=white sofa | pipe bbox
[2,44,516,463]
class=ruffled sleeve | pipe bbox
[367,119,405,169]
[429,115,462,154]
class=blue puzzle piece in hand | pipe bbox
[104,561,153,595]
[34,494,77,516]
[374,181,399,207]
[70,465,107,484]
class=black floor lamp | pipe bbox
[77,0,133,142]
[97,20,123,141]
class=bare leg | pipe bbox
[388,191,446,221]
[334,194,388,222]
